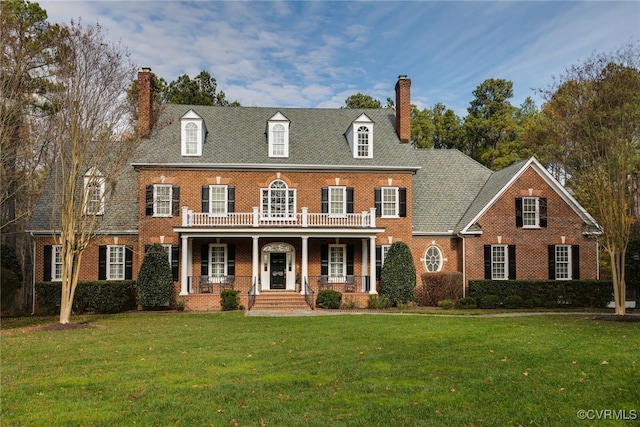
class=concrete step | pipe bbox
[250,291,312,311]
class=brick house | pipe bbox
[27,71,601,311]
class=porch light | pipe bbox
[263,253,268,271]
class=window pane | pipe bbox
[155,185,172,216]
[185,122,198,154]
[556,245,570,279]
[210,186,227,214]
[357,126,369,157]
[329,246,345,279]
[108,246,124,280]
[53,245,63,281]
[210,246,226,278]
[523,197,538,227]
[492,246,506,279]
[329,187,345,215]
[424,246,442,273]
[272,124,285,156]
[382,187,397,216]
[87,181,103,214]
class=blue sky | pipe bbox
[40,1,639,116]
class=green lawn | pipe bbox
[1,312,638,426]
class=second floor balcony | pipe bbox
[181,207,378,228]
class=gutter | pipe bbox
[131,162,421,173]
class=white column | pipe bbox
[252,236,260,294]
[369,236,377,294]
[361,239,368,292]
[301,236,309,294]
[180,235,189,295]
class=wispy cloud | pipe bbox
[40,0,640,115]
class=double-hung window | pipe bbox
[272,124,286,156]
[107,245,125,280]
[516,197,547,228]
[375,187,406,218]
[154,184,172,216]
[84,169,105,215]
[329,244,346,282]
[382,187,398,217]
[554,245,571,280]
[209,185,227,215]
[209,244,227,282]
[484,244,516,280]
[329,186,346,217]
[357,126,370,157]
[52,245,63,281]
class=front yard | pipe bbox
[1,312,638,426]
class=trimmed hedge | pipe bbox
[36,281,136,315]
[416,272,463,306]
[220,289,241,311]
[468,280,613,308]
[137,243,173,308]
[379,241,416,306]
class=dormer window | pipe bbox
[84,168,106,215]
[267,112,290,158]
[346,113,373,158]
[181,110,205,156]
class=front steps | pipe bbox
[249,291,312,312]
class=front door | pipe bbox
[270,253,286,289]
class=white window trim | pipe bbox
[181,118,203,157]
[491,245,508,281]
[328,244,346,282]
[106,245,125,281]
[522,196,540,228]
[261,180,296,219]
[153,184,173,217]
[355,125,372,158]
[328,186,347,218]
[84,169,106,215]
[208,185,229,217]
[268,115,290,158]
[208,244,228,282]
[52,245,63,282]
[381,187,399,218]
[424,245,443,273]
[555,245,572,280]
[381,244,391,266]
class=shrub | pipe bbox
[457,297,477,309]
[379,241,416,306]
[0,244,22,282]
[1,267,21,312]
[341,297,359,309]
[316,290,342,309]
[367,294,391,310]
[35,281,135,315]
[480,294,501,309]
[416,272,463,306]
[437,299,454,309]
[504,294,524,309]
[220,289,241,311]
[136,244,173,308]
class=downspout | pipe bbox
[30,232,36,315]
[457,233,466,298]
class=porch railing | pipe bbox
[309,275,370,293]
[182,207,377,228]
[188,275,253,294]
[248,278,257,310]
[303,278,315,310]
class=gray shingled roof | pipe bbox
[411,149,492,234]
[455,159,528,232]
[133,105,419,169]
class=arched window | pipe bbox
[357,126,370,157]
[424,245,443,273]
[184,122,198,155]
[261,179,296,218]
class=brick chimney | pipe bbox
[395,75,411,143]
[138,67,154,139]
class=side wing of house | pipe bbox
[459,158,601,282]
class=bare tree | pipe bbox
[539,43,640,315]
[44,21,138,324]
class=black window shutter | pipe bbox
[571,245,580,280]
[227,187,235,213]
[172,186,180,217]
[346,245,355,275]
[125,246,133,280]
[200,245,209,276]
[321,188,328,214]
[227,244,235,276]
[484,245,492,279]
[171,245,179,281]
[145,185,154,216]
[539,198,547,228]
[346,188,354,214]
[321,245,329,276]
[515,198,523,227]
[374,188,381,217]
[508,245,516,280]
[548,245,556,280]
[201,186,209,213]
[98,246,107,280]
[399,188,407,217]
[43,245,52,282]
[376,246,382,279]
